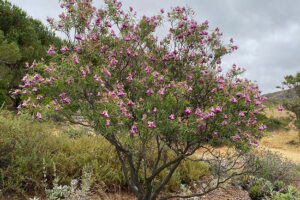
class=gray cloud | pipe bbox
[9,0,300,94]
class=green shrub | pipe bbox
[271,186,300,200]
[179,158,210,184]
[0,110,210,198]
[0,80,8,106]
[264,117,290,132]
[249,185,263,200]
[239,175,300,200]
[249,149,297,185]
[155,158,209,192]
[274,181,286,192]
[0,110,124,198]
[240,149,299,200]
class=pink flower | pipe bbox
[126,74,133,82]
[239,112,245,118]
[63,98,71,104]
[153,107,158,114]
[32,88,38,93]
[106,22,112,28]
[126,49,132,56]
[17,111,21,116]
[147,121,156,129]
[60,46,69,53]
[146,89,154,96]
[101,110,109,119]
[106,70,111,77]
[203,113,210,119]
[24,83,30,88]
[22,75,28,83]
[215,106,222,113]
[253,110,258,115]
[142,114,147,121]
[130,124,138,135]
[230,97,237,104]
[22,102,28,107]
[36,112,42,119]
[127,101,134,106]
[95,17,101,26]
[46,17,53,23]
[117,92,125,97]
[221,121,228,126]
[47,47,55,55]
[278,106,284,111]
[218,85,224,91]
[158,88,165,96]
[74,55,79,64]
[33,74,39,80]
[234,135,241,141]
[168,114,175,121]
[106,120,110,127]
[255,100,261,106]
[213,132,218,137]
[13,90,21,95]
[75,35,82,40]
[210,112,216,118]
[184,107,192,115]
[195,108,202,117]
[74,46,80,52]
[94,75,99,82]
[262,96,268,101]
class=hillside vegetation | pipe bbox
[0,109,210,199]
[0,0,62,106]
[264,88,297,103]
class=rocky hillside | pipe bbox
[264,88,297,103]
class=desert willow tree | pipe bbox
[15,0,267,199]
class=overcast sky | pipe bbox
[9,0,300,94]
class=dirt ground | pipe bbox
[261,108,300,164]
[91,186,251,200]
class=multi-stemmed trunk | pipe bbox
[114,145,185,200]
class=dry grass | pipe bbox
[264,107,293,118]
[261,107,300,164]
[260,129,300,164]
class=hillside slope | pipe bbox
[264,88,297,103]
